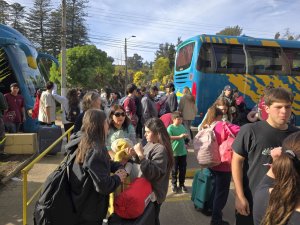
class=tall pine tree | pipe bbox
[47,10,61,57]
[26,0,52,51]
[66,0,89,48]
[9,3,27,35]
[0,0,10,24]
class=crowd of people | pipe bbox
[0,80,299,225]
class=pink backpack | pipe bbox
[219,122,237,164]
[193,122,221,168]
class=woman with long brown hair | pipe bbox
[133,118,173,225]
[198,103,240,225]
[198,98,231,131]
[253,131,300,225]
[70,109,127,225]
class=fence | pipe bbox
[21,126,74,225]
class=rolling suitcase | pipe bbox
[38,125,62,154]
[108,201,155,225]
[191,168,214,210]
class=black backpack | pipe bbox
[66,105,80,123]
[33,152,79,225]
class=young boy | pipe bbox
[232,87,299,225]
[167,111,189,193]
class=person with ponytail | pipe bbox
[253,131,300,225]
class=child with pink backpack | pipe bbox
[194,99,240,225]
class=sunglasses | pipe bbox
[114,112,125,117]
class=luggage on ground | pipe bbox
[38,125,62,154]
[191,169,214,210]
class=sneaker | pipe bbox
[171,185,178,193]
[210,220,230,225]
[180,185,188,193]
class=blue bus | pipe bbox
[174,34,300,126]
[0,24,58,132]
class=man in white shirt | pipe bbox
[38,81,56,125]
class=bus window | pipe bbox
[246,46,287,75]
[284,49,300,76]
[198,43,215,73]
[213,44,245,74]
[176,42,195,71]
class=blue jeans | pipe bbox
[208,170,232,223]
[4,121,21,133]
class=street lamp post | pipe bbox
[124,35,136,95]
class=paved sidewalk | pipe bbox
[0,145,236,225]
[0,153,65,225]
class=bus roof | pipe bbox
[178,34,300,49]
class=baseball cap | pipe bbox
[10,83,19,88]
[224,85,231,91]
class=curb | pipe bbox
[0,154,36,184]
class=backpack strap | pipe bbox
[221,122,235,141]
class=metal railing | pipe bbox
[21,125,74,225]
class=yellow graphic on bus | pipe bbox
[227,74,300,115]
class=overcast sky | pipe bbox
[6,0,300,64]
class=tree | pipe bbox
[274,28,300,40]
[47,10,61,57]
[127,53,143,70]
[0,0,10,24]
[133,71,146,87]
[176,37,183,47]
[155,42,176,71]
[153,57,171,82]
[216,25,243,36]
[9,3,26,35]
[26,0,52,51]
[50,45,114,89]
[65,0,89,48]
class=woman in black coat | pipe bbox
[70,109,127,225]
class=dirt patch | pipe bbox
[0,154,33,180]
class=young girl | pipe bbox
[253,131,300,225]
[199,104,240,225]
[70,109,127,225]
[133,118,174,225]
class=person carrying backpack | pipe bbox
[70,109,127,224]
[198,102,240,225]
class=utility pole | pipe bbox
[124,37,128,95]
[61,0,67,97]
[124,35,136,95]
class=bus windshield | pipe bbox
[176,42,195,71]
[9,45,46,96]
